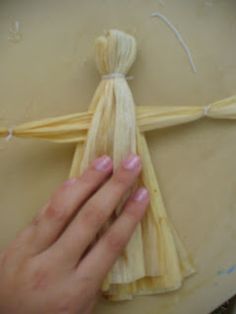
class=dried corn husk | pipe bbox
[1,30,236,301]
[1,96,236,143]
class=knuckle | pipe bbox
[82,202,106,227]
[112,170,130,188]
[124,208,140,222]
[43,202,67,221]
[105,231,125,253]
[124,202,143,222]
[79,170,96,186]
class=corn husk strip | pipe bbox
[0,111,92,143]
[1,96,236,143]
[102,131,194,300]
[69,30,147,287]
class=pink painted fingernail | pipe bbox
[122,154,141,170]
[93,155,112,171]
[133,188,149,202]
[63,177,78,187]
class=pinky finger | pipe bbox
[77,187,149,284]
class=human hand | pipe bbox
[0,154,149,314]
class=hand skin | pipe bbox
[0,154,149,314]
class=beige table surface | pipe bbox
[0,1,236,313]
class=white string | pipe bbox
[102,73,134,80]
[5,128,14,142]
[102,73,125,80]
[203,104,211,117]
[151,12,197,73]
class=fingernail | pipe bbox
[63,177,78,187]
[122,154,141,170]
[93,155,112,171]
[133,188,149,202]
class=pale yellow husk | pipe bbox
[1,29,236,301]
[1,96,236,143]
